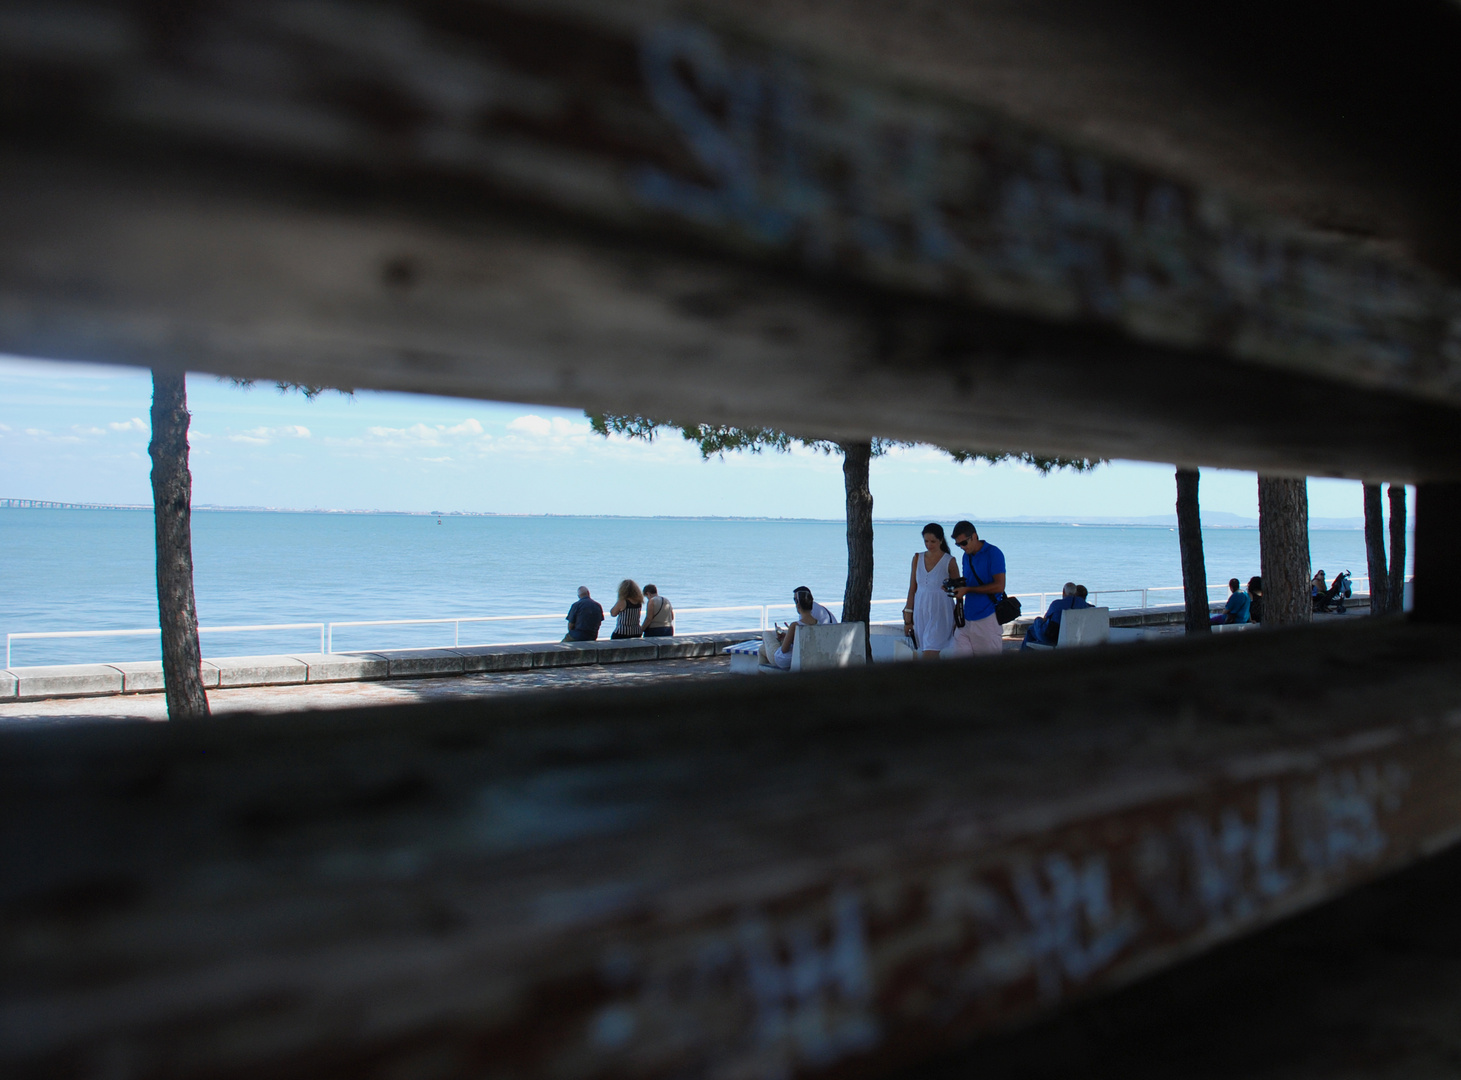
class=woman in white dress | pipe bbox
[903,523,957,658]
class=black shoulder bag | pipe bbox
[966,559,1023,625]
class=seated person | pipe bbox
[1212,577,1251,624]
[1022,582,1085,649]
[1311,569,1328,611]
[772,591,820,669]
[563,586,604,642]
[793,585,838,624]
[1247,576,1263,624]
[641,584,675,637]
[1075,584,1089,603]
[1314,570,1351,613]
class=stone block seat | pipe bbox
[731,623,869,673]
[868,623,916,663]
[1024,607,1111,651]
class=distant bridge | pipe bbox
[0,498,149,510]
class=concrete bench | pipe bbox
[1024,606,1111,651]
[869,623,916,663]
[732,623,869,673]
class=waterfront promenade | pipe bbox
[0,600,1380,722]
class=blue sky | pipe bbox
[0,355,1391,521]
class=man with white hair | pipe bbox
[1021,582,1087,649]
[563,586,605,642]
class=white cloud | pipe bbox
[0,422,10,432]
[71,425,107,436]
[506,414,553,437]
[506,414,590,439]
[446,419,482,436]
[228,424,311,445]
[110,418,146,432]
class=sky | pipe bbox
[0,354,1398,522]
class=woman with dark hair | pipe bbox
[609,579,644,639]
[904,523,958,658]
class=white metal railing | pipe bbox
[5,623,325,668]
[1009,576,1371,618]
[324,601,911,654]
[3,581,1376,666]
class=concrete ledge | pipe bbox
[291,652,390,683]
[106,660,221,694]
[12,664,124,700]
[455,646,537,673]
[377,649,465,679]
[563,639,661,665]
[212,655,309,689]
[662,633,747,658]
[2,632,754,702]
[533,643,602,668]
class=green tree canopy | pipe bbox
[588,413,1102,473]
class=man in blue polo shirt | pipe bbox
[948,521,1007,657]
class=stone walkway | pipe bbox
[0,656,735,724]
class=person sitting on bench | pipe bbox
[1211,578,1251,624]
[1022,582,1086,649]
[1314,570,1352,613]
[772,589,820,669]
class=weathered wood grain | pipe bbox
[1,154,1459,481]
[2,2,1461,476]
[4,619,1460,1079]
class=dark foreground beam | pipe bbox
[3,2,1461,477]
[3,618,1459,1079]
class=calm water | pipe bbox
[0,509,1397,665]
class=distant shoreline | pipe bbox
[1,499,1366,529]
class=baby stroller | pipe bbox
[1315,570,1352,613]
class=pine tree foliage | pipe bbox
[587,413,1103,472]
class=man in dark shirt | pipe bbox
[563,586,605,642]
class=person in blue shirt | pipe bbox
[1022,582,1087,648]
[563,586,605,641]
[1211,577,1251,624]
[947,521,1008,657]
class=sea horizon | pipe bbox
[0,499,1364,529]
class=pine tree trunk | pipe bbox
[1174,469,1210,634]
[840,441,874,628]
[1387,483,1408,613]
[150,370,210,721]
[1258,476,1311,626]
[1362,484,1390,614]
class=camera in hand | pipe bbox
[942,575,965,597]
